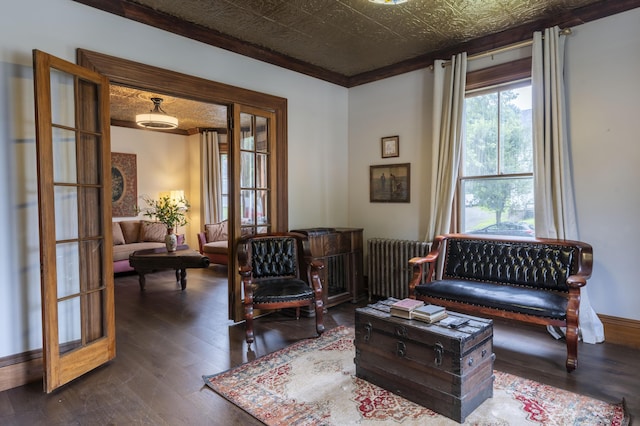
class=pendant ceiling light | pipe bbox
[369,0,408,4]
[135,97,178,130]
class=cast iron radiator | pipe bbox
[367,238,431,299]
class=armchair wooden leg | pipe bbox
[313,298,325,336]
[244,303,255,345]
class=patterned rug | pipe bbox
[203,326,628,425]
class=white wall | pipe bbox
[348,70,433,244]
[564,9,640,320]
[0,0,349,357]
[110,127,196,242]
[348,8,640,320]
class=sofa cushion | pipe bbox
[139,221,168,242]
[205,220,228,242]
[113,242,166,262]
[203,240,228,255]
[113,222,126,245]
[119,220,142,244]
[414,279,569,319]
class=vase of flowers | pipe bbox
[138,194,190,252]
[165,228,178,252]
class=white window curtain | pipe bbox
[201,130,223,224]
[425,53,467,242]
[532,26,604,344]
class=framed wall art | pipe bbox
[370,163,410,203]
[381,135,399,158]
[111,152,137,217]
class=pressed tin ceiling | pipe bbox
[109,85,228,133]
[75,0,639,131]
[74,0,639,87]
[127,0,601,77]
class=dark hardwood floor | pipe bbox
[1,267,638,425]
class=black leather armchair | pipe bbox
[237,232,325,345]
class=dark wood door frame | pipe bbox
[77,48,289,232]
[77,49,289,322]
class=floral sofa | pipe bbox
[197,220,229,266]
[112,220,183,273]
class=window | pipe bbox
[220,152,229,220]
[459,82,534,237]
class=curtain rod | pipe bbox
[431,28,572,69]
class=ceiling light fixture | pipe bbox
[369,0,408,4]
[135,97,178,129]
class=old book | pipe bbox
[390,298,424,312]
[413,304,445,317]
[413,310,448,324]
[390,307,413,319]
[390,298,424,319]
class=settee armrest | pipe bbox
[567,274,588,288]
[567,244,593,289]
[408,237,443,296]
[197,232,206,254]
[306,259,325,304]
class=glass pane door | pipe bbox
[239,111,272,236]
[33,50,115,392]
[229,105,276,322]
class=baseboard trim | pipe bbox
[599,314,640,349]
[0,357,42,392]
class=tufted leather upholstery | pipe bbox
[409,233,592,372]
[416,280,568,319]
[252,279,314,304]
[250,238,299,278]
[237,232,325,345]
[443,239,575,292]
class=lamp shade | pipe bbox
[136,97,178,129]
[135,112,178,129]
[169,190,186,207]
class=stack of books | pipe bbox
[412,304,447,324]
[389,298,425,319]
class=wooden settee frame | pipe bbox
[409,233,593,372]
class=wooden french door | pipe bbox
[33,50,115,392]
[228,104,277,322]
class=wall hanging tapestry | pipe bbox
[111,152,137,217]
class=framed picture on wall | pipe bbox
[111,152,137,217]
[370,163,410,203]
[381,135,399,158]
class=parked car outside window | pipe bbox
[468,221,534,237]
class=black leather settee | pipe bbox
[408,233,593,372]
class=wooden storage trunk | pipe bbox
[354,306,494,423]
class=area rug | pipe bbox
[203,326,628,425]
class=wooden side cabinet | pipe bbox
[292,227,364,308]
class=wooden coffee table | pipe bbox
[129,245,210,291]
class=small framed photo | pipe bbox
[381,136,399,158]
[370,163,410,203]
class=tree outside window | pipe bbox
[460,84,534,236]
